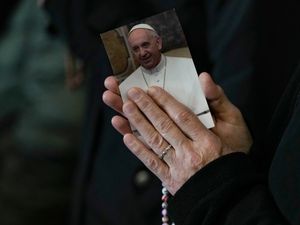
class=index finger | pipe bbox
[147,86,210,141]
[126,88,188,151]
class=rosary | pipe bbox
[161,184,175,225]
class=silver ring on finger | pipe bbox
[159,144,173,161]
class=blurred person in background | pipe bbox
[0,0,85,225]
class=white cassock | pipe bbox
[119,55,214,135]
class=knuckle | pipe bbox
[129,112,143,125]
[139,99,151,111]
[156,118,174,135]
[202,136,218,151]
[180,142,203,170]
[148,131,164,150]
[186,152,203,170]
[200,136,222,160]
[180,140,192,152]
[145,157,159,171]
[174,110,193,125]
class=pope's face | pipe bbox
[128,29,162,70]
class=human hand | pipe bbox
[106,72,252,195]
[102,73,252,153]
[102,76,132,134]
[200,73,253,154]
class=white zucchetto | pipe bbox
[128,23,156,35]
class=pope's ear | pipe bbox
[157,36,163,50]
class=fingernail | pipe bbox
[128,88,141,100]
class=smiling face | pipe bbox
[128,29,162,70]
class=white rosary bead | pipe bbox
[162,216,169,222]
[162,208,167,216]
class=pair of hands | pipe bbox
[102,72,252,195]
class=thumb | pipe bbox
[199,72,238,122]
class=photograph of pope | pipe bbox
[119,23,214,130]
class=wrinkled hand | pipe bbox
[102,73,252,195]
[102,76,131,134]
[200,73,252,154]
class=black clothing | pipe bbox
[45,0,300,224]
[170,63,300,225]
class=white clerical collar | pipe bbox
[141,54,165,75]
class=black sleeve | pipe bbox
[169,153,288,225]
